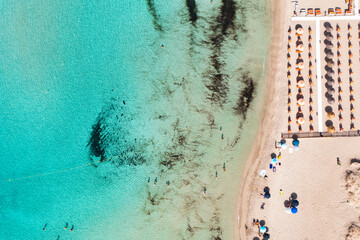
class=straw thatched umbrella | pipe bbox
[326,26,333,31]
[328,125,335,133]
[327,51,334,58]
[326,43,334,49]
[327,88,335,95]
[327,98,335,104]
[327,112,335,119]
[326,70,334,77]
[297,62,304,70]
[327,61,335,67]
[326,35,334,41]
[326,79,335,86]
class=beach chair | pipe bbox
[307,8,314,16]
[315,8,321,16]
[328,8,335,16]
[336,8,342,15]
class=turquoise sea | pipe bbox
[0,1,271,239]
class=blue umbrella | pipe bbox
[292,200,299,207]
[291,207,298,214]
[264,192,271,199]
[272,158,277,164]
[292,139,300,146]
[259,226,267,233]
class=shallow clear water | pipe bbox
[0,1,271,239]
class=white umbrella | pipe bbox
[281,143,288,149]
[260,170,266,177]
[294,146,300,151]
[285,207,292,214]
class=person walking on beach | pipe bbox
[260,202,265,210]
[280,189,283,196]
[337,157,341,166]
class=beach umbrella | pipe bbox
[298,80,305,88]
[328,126,335,133]
[264,192,271,199]
[296,44,304,52]
[326,43,334,49]
[326,71,334,77]
[296,27,304,35]
[327,98,335,104]
[327,88,335,95]
[326,35,334,41]
[259,226,267,233]
[327,61,335,68]
[294,146,300,151]
[326,79,335,86]
[285,207,292,214]
[297,98,305,106]
[260,169,266,177]
[297,117,305,125]
[326,51,334,58]
[292,200,299,207]
[297,62,305,70]
[291,207,298,214]
[327,112,335,119]
[326,26,333,31]
[292,139,300,146]
[263,233,270,240]
[281,143,288,149]
[272,158,277,164]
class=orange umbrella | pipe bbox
[297,98,305,106]
[297,117,305,125]
[296,44,304,52]
[328,126,335,133]
[297,62,304,70]
[297,80,305,88]
[327,112,335,119]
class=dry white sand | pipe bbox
[235,0,360,239]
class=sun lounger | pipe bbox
[336,8,342,15]
[328,8,335,16]
[315,8,321,16]
[307,8,314,16]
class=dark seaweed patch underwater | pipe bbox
[87,0,269,238]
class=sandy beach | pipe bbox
[236,0,360,239]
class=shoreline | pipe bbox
[234,0,286,238]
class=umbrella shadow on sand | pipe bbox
[291,192,298,200]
